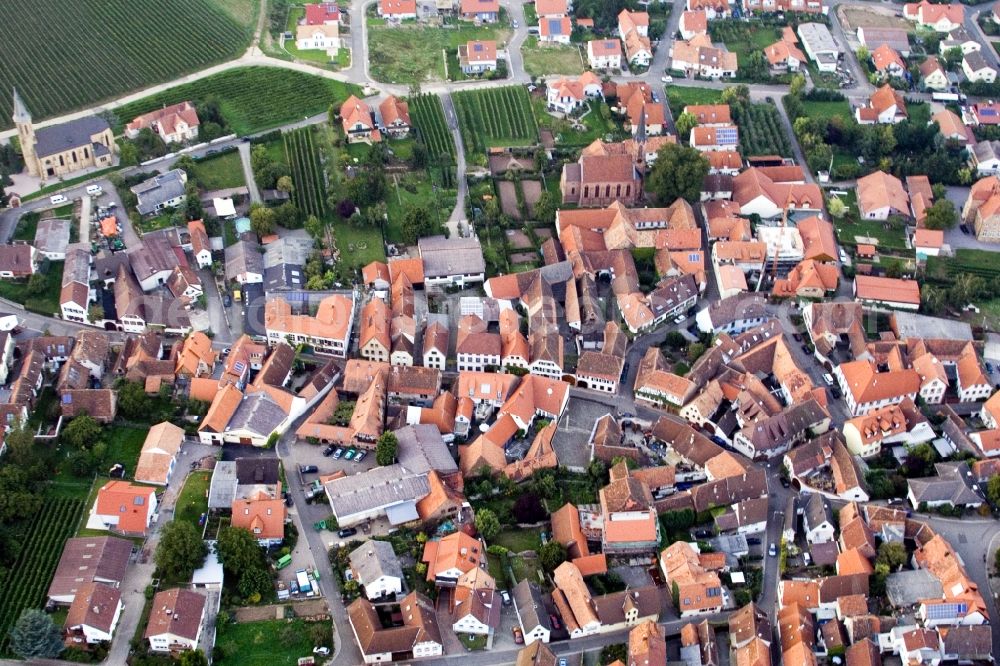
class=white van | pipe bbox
[85,184,103,196]
[49,194,68,205]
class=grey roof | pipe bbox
[649,274,698,319]
[512,580,551,633]
[857,27,910,53]
[804,492,833,533]
[235,457,280,485]
[130,169,187,216]
[892,312,973,341]
[34,218,71,256]
[704,293,770,330]
[942,625,992,659]
[385,502,420,524]
[129,229,179,282]
[797,22,839,55]
[418,236,486,278]
[395,424,458,475]
[63,244,92,287]
[208,461,238,510]
[264,264,304,291]
[944,25,974,44]
[34,115,111,159]
[226,392,287,437]
[973,140,1000,164]
[324,464,431,522]
[225,239,264,281]
[965,49,994,73]
[739,399,828,454]
[349,540,405,587]
[263,237,314,269]
[885,568,943,607]
[48,536,133,601]
[907,461,985,507]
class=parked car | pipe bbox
[549,614,562,630]
[223,295,232,307]
[673,314,686,324]
[85,184,103,196]
[661,75,673,83]
[694,529,713,538]
[49,194,68,205]
[299,465,318,474]
[830,386,842,399]
[501,590,512,606]
[333,447,344,459]
[747,537,761,545]
[344,448,357,461]
[801,344,811,355]
[822,373,835,386]
[960,224,971,235]
[313,647,330,656]
[222,347,232,356]
[338,527,357,538]
[323,446,336,457]
[768,543,778,557]
[355,450,367,463]
[793,333,803,342]
[780,477,790,488]
[512,626,524,644]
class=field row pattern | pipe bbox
[452,86,537,155]
[0,498,85,655]
[0,0,249,127]
[737,104,793,158]
[110,67,361,137]
[284,128,327,219]
[409,94,456,163]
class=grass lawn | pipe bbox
[666,85,723,116]
[175,471,211,529]
[830,190,908,251]
[0,261,63,315]
[521,37,584,77]
[11,212,39,242]
[368,21,512,84]
[908,102,930,126]
[531,97,618,147]
[105,426,147,477]
[331,220,386,271]
[800,99,852,122]
[524,3,538,25]
[384,171,457,243]
[190,150,246,190]
[459,633,488,651]
[281,9,350,68]
[135,212,178,233]
[511,555,544,585]
[215,618,331,666]
[492,529,542,553]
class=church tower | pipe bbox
[11,88,38,177]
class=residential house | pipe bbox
[347,592,443,663]
[939,25,980,54]
[145,589,206,653]
[587,39,623,69]
[871,44,906,78]
[970,140,1000,177]
[378,96,411,138]
[134,422,184,486]
[418,235,486,289]
[803,492,835,544]
[512,581,553,645]
[64,582,122,646]
[540,17,572,44]
[855,85,907,125]
[619,10,652,67]
[130,169,187,216]
[47,536,132,605]
[933,108,973,144]
[125,101,200,144]
[265,293,355,356]
[360,298,391,363]
[460,0,499,22]
[920,57,950,91]
[659,542,724,617]
[765,35,807,73]
[857,170,909,219]
[963,50,997,83]
[679,10,707,40]
[0,244,38,278]
[843,398,934,458]
[690,125,740,152]
[599,462,661,554]
[853,275,921,310]
[546,73,603,114]
[86,481,157,536]
[340,95,380,143]
[231,495,286,547]
[856,27,911,56]
[686,0,730,20]
[224,239,264,284]
[450,568,501,637]
[671,35,737,78]
[835,357,921,416]
[908,461,985,509]
[422,532,485,587]
[377,0,417,19]
[904,1,964,32]
[459,40,498,73]
[350,540,404,600]
[731,166,822,219]
[60,244,92,324]
[187,220,212,269]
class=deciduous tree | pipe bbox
[155,521,208,581]
[376,432,398,466]
[474,508,500,539]
[646,144,710,204]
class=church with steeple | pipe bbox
[12,88,116,181]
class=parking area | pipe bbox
[552,397,611,470]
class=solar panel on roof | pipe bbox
[62,394,72,404]
[474,43,483,52]
[234,361,246,373]
[689,253,700,262]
